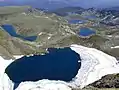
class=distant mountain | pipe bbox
[1,0,119,10]
[49,7,84,16]
[0,2,10,6]
[0,0,72,10]
[51,7,84,12]
[105,7,119,11]
[34,1,70,10]
[50,6,119,26]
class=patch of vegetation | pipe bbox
[0,30,4,38]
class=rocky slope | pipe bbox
[0,26,37,59]
[90,74,119,88]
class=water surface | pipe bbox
[1,24,37,41]
[5,47,81,83]
[68,19,85,24]
[79,28,96,37]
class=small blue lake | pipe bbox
[5,47,81,89]
[68,19,85,24]
[79,28,96,37]
[22,36,37,42]
[84,16,97,20]
[1,24,37,41]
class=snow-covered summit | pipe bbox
[0,44,119,90]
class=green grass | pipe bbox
[0,30,4,38]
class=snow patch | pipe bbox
[22,13,27,16]
[38,32,43,36]
[111,46,119,49]
[0,55,24,90]
[13,55,24,59]
[16,80,71,90]
[48,36,51,39]
[0,56,13,90]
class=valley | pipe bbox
[0,5,119,90]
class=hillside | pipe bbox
[0,6,78,59]
[0,6,119,59]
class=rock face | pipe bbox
[0,44,119,90]
[90,74,119,88]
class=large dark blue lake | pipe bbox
[79,28,96,37]
[1,24,37,41]
[5,47,81,89]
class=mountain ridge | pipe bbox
[1,0,119,10]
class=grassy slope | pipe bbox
[0,6,77,58]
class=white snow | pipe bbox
[0,45,119,90]
[45,17,49,19]
[38,32,43,36]
[16,80,71,90]
[70,44,119,88]
[0,56,13,90]
[22,13,27,16]
[0,55,23,90]
[111,46,119,49]
[48,36,51,40]
[13,55,24,59]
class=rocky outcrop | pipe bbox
[90,74,119,88]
